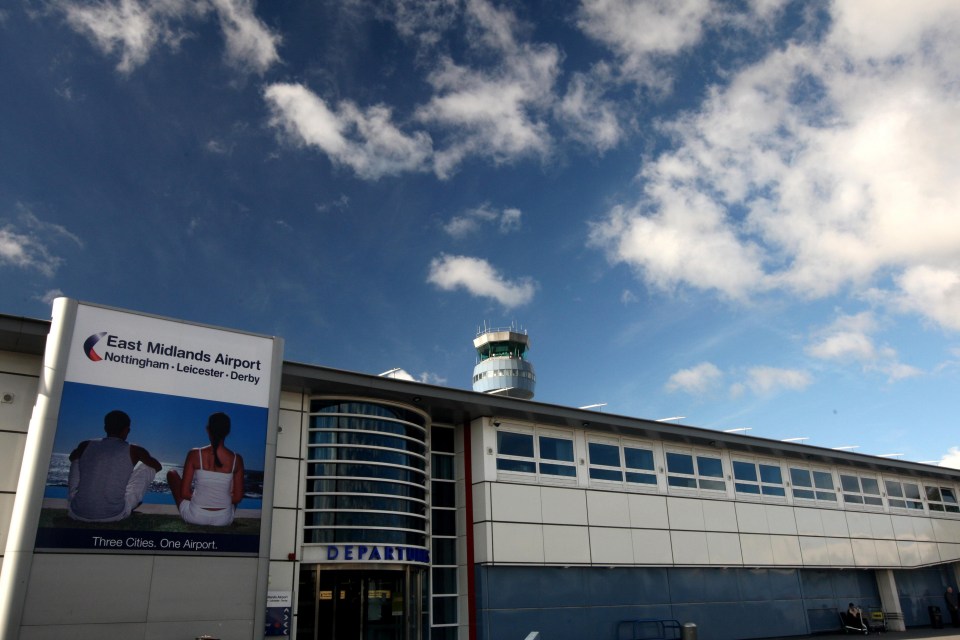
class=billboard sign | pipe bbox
[35,302,280,554]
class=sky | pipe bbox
[3,0,960,467]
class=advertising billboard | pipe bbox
[34,302,279,554]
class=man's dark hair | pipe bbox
[103,410,131,436]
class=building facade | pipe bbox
[3,308,960,640]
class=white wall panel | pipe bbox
[851,539,880,567]
[702,500,738,532]
[587,491,630,527]
[825,537,855,566]
[740,534,774,565]
[628,494,668,529]
[272,457,301,509]
[798,536,831,565]
[667,497,705,531]
[868,513,895,539]
[845,511,872,538]
[20,623,145,640]
[765,505,798,535]
[938,543,960,563]
[147,556,258,622]
[268,560,295,594]
[771,535,803,565]
[932,518,958,544]
[276,408,302,459]
[821,510,850,538]
[270,508,298,561]
[875,539,901,566]
[0,492,16,553]
[896,540,921,567]
[913,517,935,542]
[543,525,590,564]
[472,482,491,522]
[736,502,768,534]
[491,483,542,523]
[144,620,253,640]
[671,531,709,564]
[918,541,941,565]
[473,522,492,563]
[22,554,154,624]
[632,529,673,564]
[541,486,586,525]
[794,509,824,536]
[706,532,742,565]
[589,527,634,564]
[491,522,544,563]
[278,390,303,411]
[0,370,40,432]
[0,431,25,492]
[891,515,916,540]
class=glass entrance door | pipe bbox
[312,570,406,640]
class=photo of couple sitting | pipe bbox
[67,409,244,527]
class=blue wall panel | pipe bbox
[895,566,952,627]
[475,566,893,640]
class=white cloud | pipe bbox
[558,66,623,152]
[576,0,713,91]
[264,83,433,180]
[415,0,559,177]
[0,209,81,277]
[427,254,535,308]
[56,0,278,74]
[443,204,521,238]
[740,366,812,395]
[665,362,723,395]
[208,0,280,74]
[40,289,64,305]
[620,289,638,305]
[807,312,921,382]
[937,447,960,470]
[589,3,960,332]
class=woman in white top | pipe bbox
[167,412,245,526]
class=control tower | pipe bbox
[471,325,536,399]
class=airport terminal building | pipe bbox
[3,301,960,640]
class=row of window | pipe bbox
[472,369,536,383]
[495,427,960,514]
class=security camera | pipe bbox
[1,392,14,404]
[492,419,501,427]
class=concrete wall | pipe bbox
[474,417,960,570]
[0,351,42,577]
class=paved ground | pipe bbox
[769,627,960,640]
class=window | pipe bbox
[840,473,883,507]
[733,459,786,497]
[495,431,535,473]
[585,440,658,486]
[538,435,576,477]
[430,425,459,634]
[624,445,657,486]
[925,485,960,513]
[789,467,837,503]
[666,451,725,492]
[495,426,576,479]
[588,441,623,481]
[885,479,923,510]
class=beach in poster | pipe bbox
[35,302,278,555]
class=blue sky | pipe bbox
[2,1,960,465]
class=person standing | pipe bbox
[945,586,960,627]
[68,410,162,522]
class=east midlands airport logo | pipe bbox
[83,332,108,361]
[77,330,263,386]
